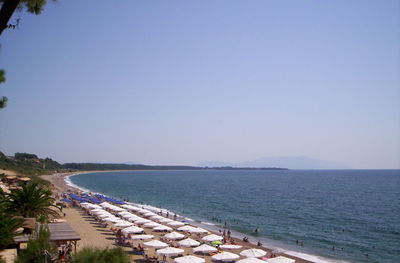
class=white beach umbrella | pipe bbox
[122,226,144,234]
[143,240,169,249]
[237,258,267,263]
[86,204,102,209]
[97,212,113,218]
[121,204,139,210]
[103,217,122,223]
[114,221,133,228]
[175,255,205,263]
[150,215,165,220]
[177,226,197,232]
[159,218,174,223]
[153,225,173,232]
[110,206,126,212]
[138,209,150,214]
[125,205,141,211]
[202,234,223,242]
[240,249,267,258]
[92,208,109,213]
[144,212,157,217]
[192,244,217,254]
[189,227,208,234]
[91,208,106,212]
[164,231,185,240]
[127,216,142,222]
[134,218,152,224]
[219,245,242,250]
[142,205,162,213]
[144,222,161,228]
[130,234,154,240]
[99,202,111,207]
[95,212,112,217]
[178,238,201,247]
[95,210,111,214]
[157,247,185,256]
[211,252,240,261]
[168,221,185,227]
[266,256,295,263]
[118,211,132,216]
[126,214,143,219]
[121,214,138,220]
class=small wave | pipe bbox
[283,250,351,263]
[64,174,92,193]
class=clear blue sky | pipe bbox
[0,0,399,168]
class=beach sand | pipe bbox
[42,172,313,263]
[0,169,18,176]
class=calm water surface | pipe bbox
[70,170,400,263]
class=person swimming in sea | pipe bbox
[254,227,260,233]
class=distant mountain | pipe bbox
[199,156,351,169]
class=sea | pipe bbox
[68,169,400,263]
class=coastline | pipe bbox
[43,171,344,263]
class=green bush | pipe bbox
[0,207,24,249]
[15,225,57,263]
[72,247,130,263]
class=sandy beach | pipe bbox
[42,172,313,263]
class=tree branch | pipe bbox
[0,0,21,35]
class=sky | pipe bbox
[0,0,399,169]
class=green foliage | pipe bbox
[72,247,130,263]
[22,0,48,15]
[15,224,57,263]
[14,153,38,160]
[5,183,60,222]
[0,206,24,249]
[0,70,5,83]
[0,0,50,15]
[0,70,6,109]
[0,96,7,108]
[29,175,52,188]
[0,151,64,175]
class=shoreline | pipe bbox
[43,171,344,263]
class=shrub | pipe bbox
[72,247,130,263]
[15,225,57,263]
[0,207,24,249]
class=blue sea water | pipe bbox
[70,170,400,263]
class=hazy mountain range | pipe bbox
[199,156,351,169]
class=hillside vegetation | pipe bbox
[0,151,287,176]
[0,152,64,175]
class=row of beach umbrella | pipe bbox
[81,201,295,263]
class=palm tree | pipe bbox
[0,206,24,249]
[5,183,60,221]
